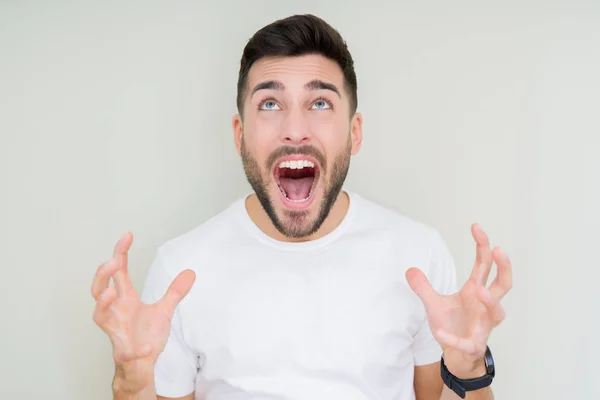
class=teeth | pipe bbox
[277,160,315,169]
[275,159,318,204]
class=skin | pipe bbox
[92,54,512,400]
[232,54,363,241]
[409,223,512,399]
[91,232,195,400]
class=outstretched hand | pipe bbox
[91,232,196,391]
[406,224,512,377]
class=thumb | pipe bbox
[160,269,196,317]
[405,267,438,309]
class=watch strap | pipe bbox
[440,346,495,399]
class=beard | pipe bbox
[241,135,352,239]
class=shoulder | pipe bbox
[141,197,249,302]
[350,191,444,249]
[349,192,456,288]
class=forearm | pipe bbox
[440,386,493,400]
[112,372,157,400]
[113,387,157,400]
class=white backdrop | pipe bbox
[1,1,599,399]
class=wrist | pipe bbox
[441,346,495,398]
[113,363,155,397]
[442,352,488,379]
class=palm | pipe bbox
[406,224,512,367]
[92,232,195,387]
[102,288,168,362]
[422,280,494,361]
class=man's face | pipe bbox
[233,54,362,239]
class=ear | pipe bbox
[350,112,363,155]
[232,114,243,156]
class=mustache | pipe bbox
[266,145,326,171]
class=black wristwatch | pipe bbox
[440,346,495,399]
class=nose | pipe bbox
[279,110,311,145]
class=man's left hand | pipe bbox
[406,224,513,378]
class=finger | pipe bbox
[477,286,505,325]
[405,267,439,309]
[113,232,133,273]
[93,286,118,327]
[96,286,118,312]
[159,269,197,317]
[436,329,486,357]
[112,232,134,297]
[91,259,120,300]
[469,223,493,285]
[489,247,513,299]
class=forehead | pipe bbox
[247,54,345,90]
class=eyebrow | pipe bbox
[251,80,284,96]
[250,79,341,98]
[304,79,341,98]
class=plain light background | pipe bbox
[1,1,599,399]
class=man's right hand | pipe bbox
[91,232,196,394]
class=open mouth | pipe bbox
[274,158,320,205]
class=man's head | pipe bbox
[232,14,363,239]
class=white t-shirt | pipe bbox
[141,191,458,400]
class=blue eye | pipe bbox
[260,100,279,110]
[312,99,330,109]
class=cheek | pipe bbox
[308,116,350,150]
[256,112,284,130]
[242,128,275,170]
[245,116,281,145]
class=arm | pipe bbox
[438,358,493,400]
[90,232,197,400]
[414,362,493,400]
[157,397,194,400]
[111,369,157,400]
[407,225,511,400]
[111,371,194,400]
[440,388,492,400]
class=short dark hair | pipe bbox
[236,14,358,117]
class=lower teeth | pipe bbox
[288,191,312,202]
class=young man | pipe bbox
[92,14,512,400]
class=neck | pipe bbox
[245,191,350,243]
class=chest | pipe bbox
[182,245,425,378]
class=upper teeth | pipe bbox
[278,160,315,169]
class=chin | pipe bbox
[269,184,323,238]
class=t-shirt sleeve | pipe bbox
[140,249,199,397]
[410,229,459,366]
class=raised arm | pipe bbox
[91,232,196,399]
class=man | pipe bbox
[91,14,512,400]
